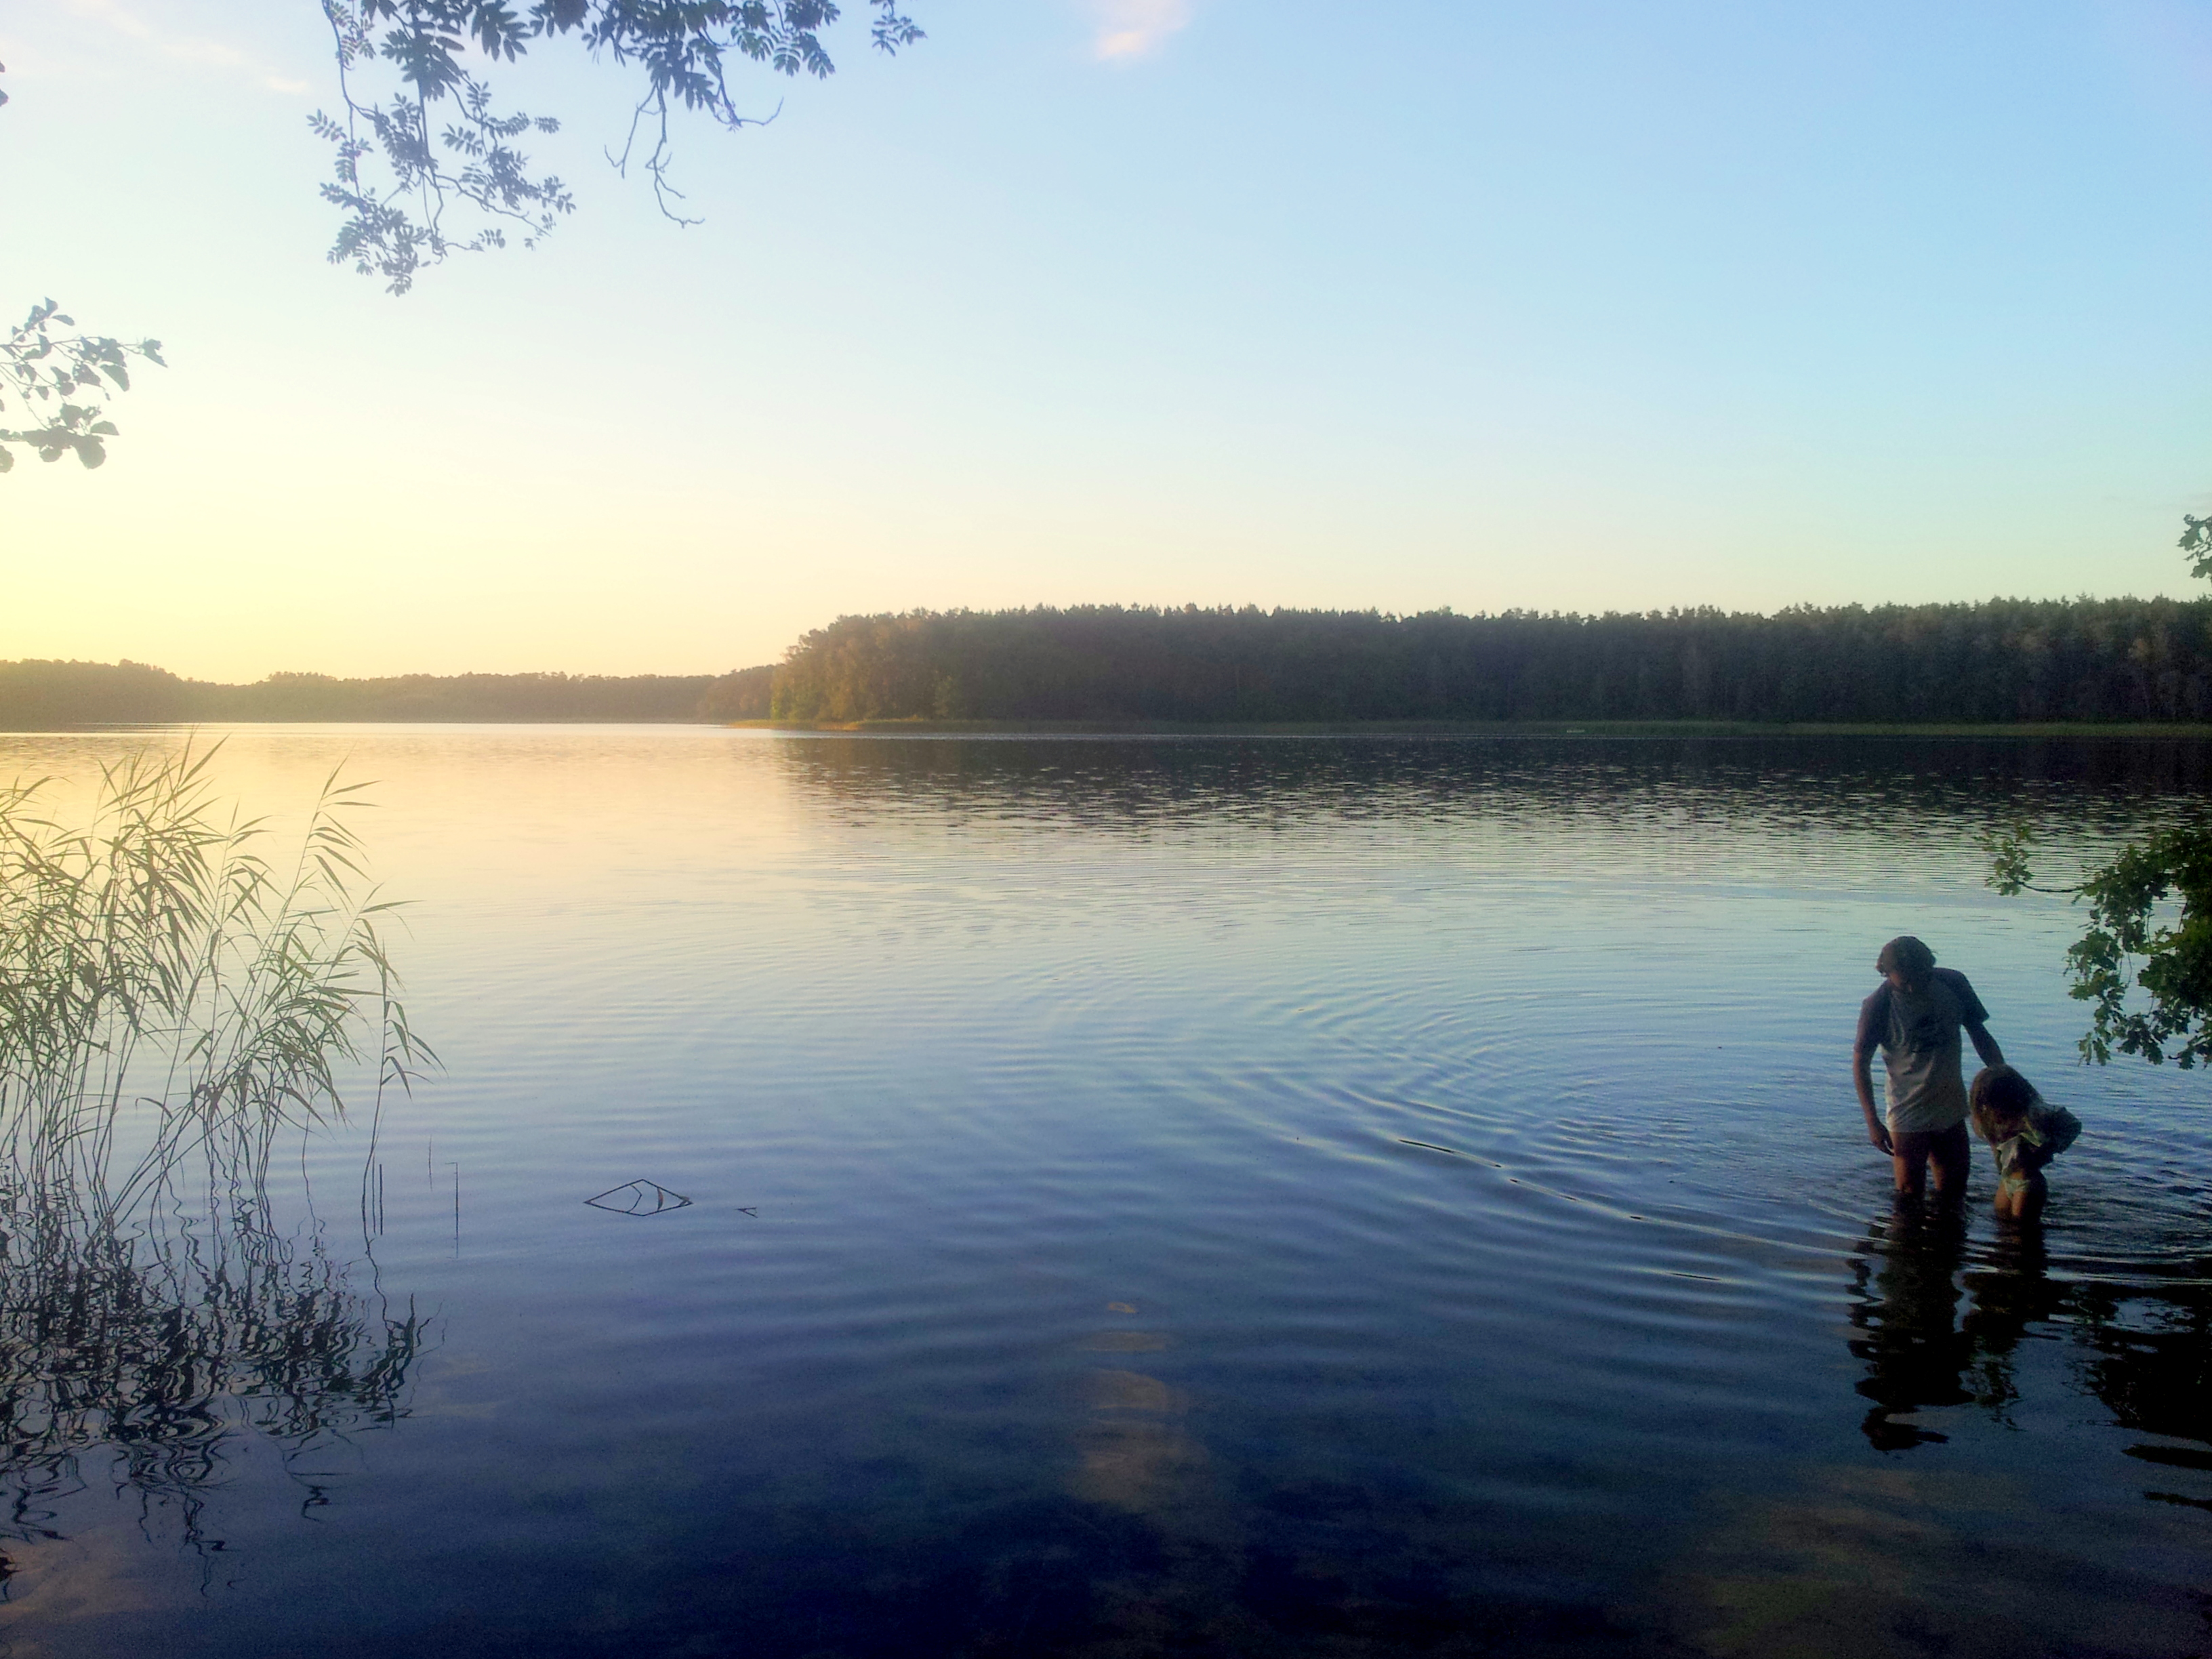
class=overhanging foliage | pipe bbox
[315,0,924,292]
[0,301,164,472]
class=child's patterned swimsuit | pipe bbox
[1993,1126,2046,1197]
[1990,1100,2082,1195]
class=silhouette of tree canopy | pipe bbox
[3,0,922,470]
[316,0,923,292]
[768,597,2212,726]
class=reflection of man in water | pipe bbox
[1852,935,2004,1197]
[1853,1199,2067,1450]
[1850,1197,1973,1449]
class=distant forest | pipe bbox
[0,661,776,727]
[13,597,2212,729]
[770,600,2212,724]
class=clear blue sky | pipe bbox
[5,0,2211,680]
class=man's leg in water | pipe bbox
[1927,1122,1972,1198]
[1889,1130,1932,1194]
[1891,1124,1971,1196]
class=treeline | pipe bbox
[769,600,2212,724]
[22,596,2212,729]
[0,660,777,727]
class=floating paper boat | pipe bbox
[585,1179,694,1216]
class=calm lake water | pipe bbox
[1,727,2207,1658]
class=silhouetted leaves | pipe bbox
[0,300,164,473]
[2181,513,2212,584]
[314,0,924,293]
[1989,821,2212,1069]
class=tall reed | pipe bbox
[0,742,432,1222]
[0,744,436,1541]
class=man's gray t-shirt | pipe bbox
[1856,968,1990,1133]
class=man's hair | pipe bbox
[1970,1063,2039,1137]
[1876,935,1937,983]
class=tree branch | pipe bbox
[0,301,165,473]
[313,1,922,293]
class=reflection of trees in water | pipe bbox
[1848,1200,2212,1474]
[775,733,2211,844]
[0,748,434,1556]
[2070,1279,2212,1487]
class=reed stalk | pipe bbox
[0,741,432,1221]
[0,743,435,1542]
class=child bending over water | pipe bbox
[1968,1065,2081,1223]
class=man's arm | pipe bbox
[1853,1040,1892,1154]
[1945,970,2001,1067]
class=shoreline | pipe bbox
[12,717,2212,739]
[716,718,2212,738]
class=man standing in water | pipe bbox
[1853,936,2005,1197]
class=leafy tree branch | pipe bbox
[1986,518,2212,1068]
[1986,821,2212,1067]
[2181,512,2212,582]
[0,301,165,473]
[313,1,924,293]
[1,66,162,474]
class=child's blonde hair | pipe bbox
[1969,1063,2038,1142]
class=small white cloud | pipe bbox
[1092,0,1191,62]
[64,0,310,96]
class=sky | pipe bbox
[5,0,2212,680]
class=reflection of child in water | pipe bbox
[1968,1065,2081,1223]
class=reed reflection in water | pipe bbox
[0,747,432,1572]
[0,1185,430,1557]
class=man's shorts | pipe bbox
[1891,1121,1971,1162]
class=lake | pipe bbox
[0,727,2206,1658]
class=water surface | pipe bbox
[1,729,2206,1658]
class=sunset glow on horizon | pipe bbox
[6,1,2212,683]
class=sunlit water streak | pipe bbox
[0,727,2205,1657]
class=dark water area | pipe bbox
[0,729,2207,1658]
